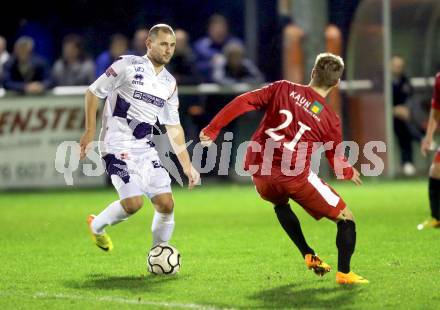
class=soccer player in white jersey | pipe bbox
[79,24,200,252]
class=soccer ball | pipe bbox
[147,244,181,275]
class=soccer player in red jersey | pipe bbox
[200,53,368,284]
[418,72,440,229]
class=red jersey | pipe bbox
[432,73,440,111]
[203,80,353,180]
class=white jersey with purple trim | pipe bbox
[89,55,179,154]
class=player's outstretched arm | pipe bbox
[165,124,200,189]
[79,90,100,160]
[421,108,440,156]
[200,82,281,144]
[200,92,260,144]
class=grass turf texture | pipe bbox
[0,180,439,309]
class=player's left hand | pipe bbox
[184,165,200,190]
[420,137,432,157]
[199,130,213,147]
[350,168,362,186]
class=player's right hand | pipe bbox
[420,137,432,157]
[351,168,362,186]
[184,165,200,190]
[199,130,213,147]
[79,130,95,160]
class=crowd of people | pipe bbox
[0,14,264,94]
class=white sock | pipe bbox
[91,200,129,234]
[151,211,175,246]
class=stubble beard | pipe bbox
[152,54,170,66]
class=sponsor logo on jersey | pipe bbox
[132,74,144,85]
[290,90,321,122]
[133,90,165,107]
[135,66,144,72]
[309,101,323,115]
[105,67,118,77]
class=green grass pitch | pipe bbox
[1,180,439,309]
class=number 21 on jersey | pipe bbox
[264,109,311,151]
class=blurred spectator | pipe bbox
[168,29,202,85]
[95,33,129,76]
[168,29,204,143]
[15,19,55,63]
[0,36,10,82]
[193,14,243,82]
[52,34,95,86]
[391,55,420,176]
[132,28,149,56]
[212,41,264,85]
[2,36,52,95]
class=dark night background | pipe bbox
[0,0,361,81]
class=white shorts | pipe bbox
[102,149,172,200]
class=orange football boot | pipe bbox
[305,254,331,276]
[336,271,369,284]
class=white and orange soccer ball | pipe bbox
[147,244,181,275]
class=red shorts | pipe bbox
[252,172,346,220]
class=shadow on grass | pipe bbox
[65,273,180,294]
[250,283,360,308]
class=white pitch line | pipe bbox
[0,291,235,310]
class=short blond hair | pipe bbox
[312,53,344,88]
[148,24,175,39]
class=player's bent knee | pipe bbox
[429,163,440,179]
[155,199,174,213]
[121,196,144,214]
[151,193,174,213]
